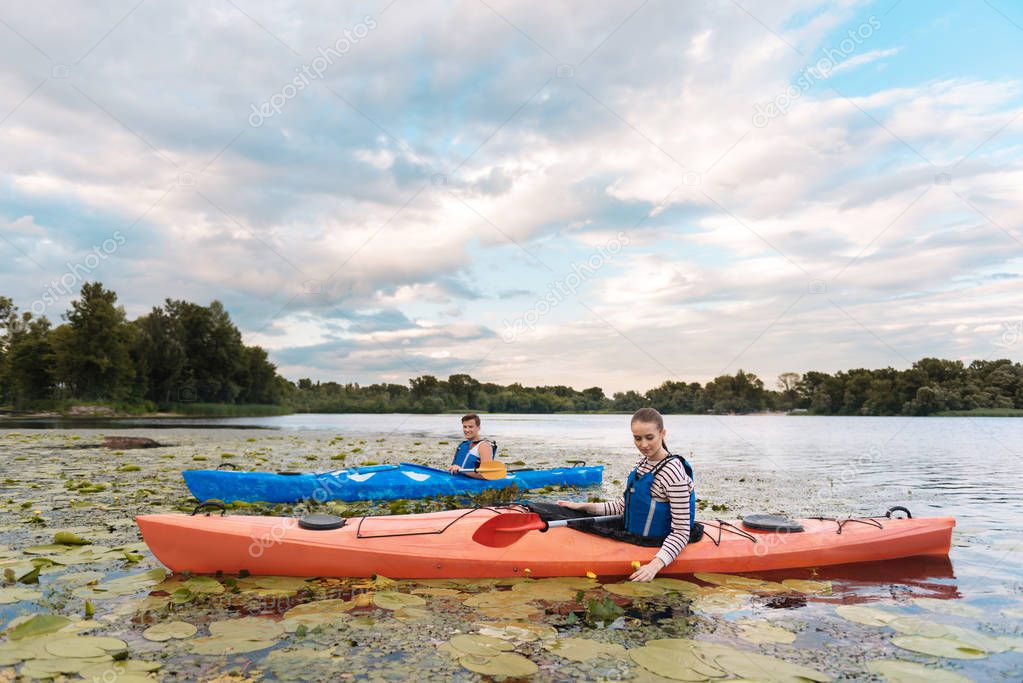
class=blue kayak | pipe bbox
[182,462,604,503]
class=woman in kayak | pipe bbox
[447,413,495,479]
[557,407,694,582]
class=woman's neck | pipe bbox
[644,447,667,463]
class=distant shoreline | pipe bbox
[2,406,1021,420]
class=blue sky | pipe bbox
[1,0,1021,392]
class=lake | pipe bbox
[1,413,1021,680]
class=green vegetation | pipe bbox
[3,285,1022,417]
[0,284,288,413]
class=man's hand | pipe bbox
[629,557,664,582]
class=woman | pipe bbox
[558,407,695,582]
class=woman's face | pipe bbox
[632,420,665,457]
[462,420,480,440]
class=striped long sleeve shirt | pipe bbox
[596,455,693,567]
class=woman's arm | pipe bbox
[631,462,693,581]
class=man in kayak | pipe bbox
[447,413,496,479]
[557,407,694,582]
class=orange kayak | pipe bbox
[136,508,954,578]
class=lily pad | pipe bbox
[7,613,71,640]
[650,577,704,595]
[714,649,831,681]
[53,531,92,546]
[476,621,558,642]
[45,635,127,658]
[372,591,427,610]
[781,579,832,595]
[0,586,39,604]
[545,637,628,662]
[890,635,987,660]
[447,633,515,656]
[182,576,225,595]
[411,587,462,597]
[509,580,578,601]
[630,640,727,681]
[458,652,538,677]
[143,621,197,641]
[189,635,277,655]
[911,598,984,618]
[736,619,797,645]
[835,604,900,626]
[603,582,668,598]
[865,659,974,682]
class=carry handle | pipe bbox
[191,500,227,516]
[885,506,912,519]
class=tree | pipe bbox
[52,283,135,400]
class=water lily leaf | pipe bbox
[781,579,832,595]
[464,591,532,609]
[545,637,628,662]
[182,576,225,594]
[7,613,71,640]
[888,616,952,638]
[865,659,974,682]
[0,586,39,604]
[603,582,668,598]
[20,656,115,677]
[835,604,900,626]
[509,580,578,601]
[911,598,983,618]
[54,570,104,587]
[940,625,1009,654]
[714,650,831,681]
[143,621,197,641]
[447,634,515,656]
[189,635,277,655]
[282,598,356,630]
[476,621,558,643]
[650,578,704,595]
[691,589,749,614]
[372,591,427,610]
[394,606,432,621]
[540,576,600,590]
[45,635,127,658]
[630,640,727,681]
[890,636,987,659]
[209,616,284,640]
[694,572,785,592]
[458,652,538,677]
[236,576,310,592]
[736,619,797,645]
[75,660,162,680]
[53,531,92,546]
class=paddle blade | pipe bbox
[471,513,546,547]
[475,460,508,480]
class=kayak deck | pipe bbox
[182,462,604,503]
[137,508,954,578]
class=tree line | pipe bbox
[0,283,288,409]
[2,284,1021,416]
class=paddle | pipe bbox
[472,512,623,547]
[456,460,508,480]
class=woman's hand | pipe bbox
[447,464,462,474]
[629,557,664,582]
[556,500,592,514]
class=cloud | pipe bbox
[1,1,1021,392]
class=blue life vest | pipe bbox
[623,453,695,538]
[451,439,497,470]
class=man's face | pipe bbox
[462,420,479,440]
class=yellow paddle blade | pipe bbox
[474,460,508,480]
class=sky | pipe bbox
[1,0,1021,394]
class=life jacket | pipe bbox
[623,452,695,538]
[451,438,498,470]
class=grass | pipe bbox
[935,407,1023,417]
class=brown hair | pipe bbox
[631,407,664,430]
[461,413,481,426]
[631,407,668,451]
